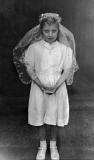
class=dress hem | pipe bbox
[28,120,69,127]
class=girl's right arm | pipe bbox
[26,66,44,91]
[23,45,44,91]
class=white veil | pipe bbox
[13,17,79,85]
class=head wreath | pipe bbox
[13,13,79,85]
[39,13,61,23]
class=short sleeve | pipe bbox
[63,47,78,85]
[24,44,35,70]
[64,47,73,70]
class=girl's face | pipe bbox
[42,23,59,44]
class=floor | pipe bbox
[0,91,94,160]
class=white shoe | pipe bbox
[36,141,47,160]
[50,141,60,160]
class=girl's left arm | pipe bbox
[55,47,73,91]
[55,69,71,90]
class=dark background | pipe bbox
[0,0,94,109]
[0,1,94,159]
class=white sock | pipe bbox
[50,140,57,148]
[40,140,47,148]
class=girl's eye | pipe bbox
[52,30,57,33]
[44,30,49,33]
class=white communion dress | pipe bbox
[24,40,73,127]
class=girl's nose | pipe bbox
[49,31,52,37]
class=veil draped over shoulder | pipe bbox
[13,24,79,85]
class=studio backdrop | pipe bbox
[0,0,94,98]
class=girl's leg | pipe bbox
[50,125,59,160]
[39,125,46,141]
[36,125,47,160]
[50,125,57,141]
[58,126,64,151]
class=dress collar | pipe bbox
[40,40,59,50]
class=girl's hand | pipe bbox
[43,86,54,90]
[42,86,56,94]
[43,88,55,94]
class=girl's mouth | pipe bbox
[48,38,53,40]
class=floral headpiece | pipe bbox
[39,13,61,23]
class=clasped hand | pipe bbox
[42,85,57,94]
[33,75,63,94]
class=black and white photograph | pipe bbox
[0,0,94,160]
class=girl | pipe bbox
[13,13,78,160]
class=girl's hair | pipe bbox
[40,17,59,31]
